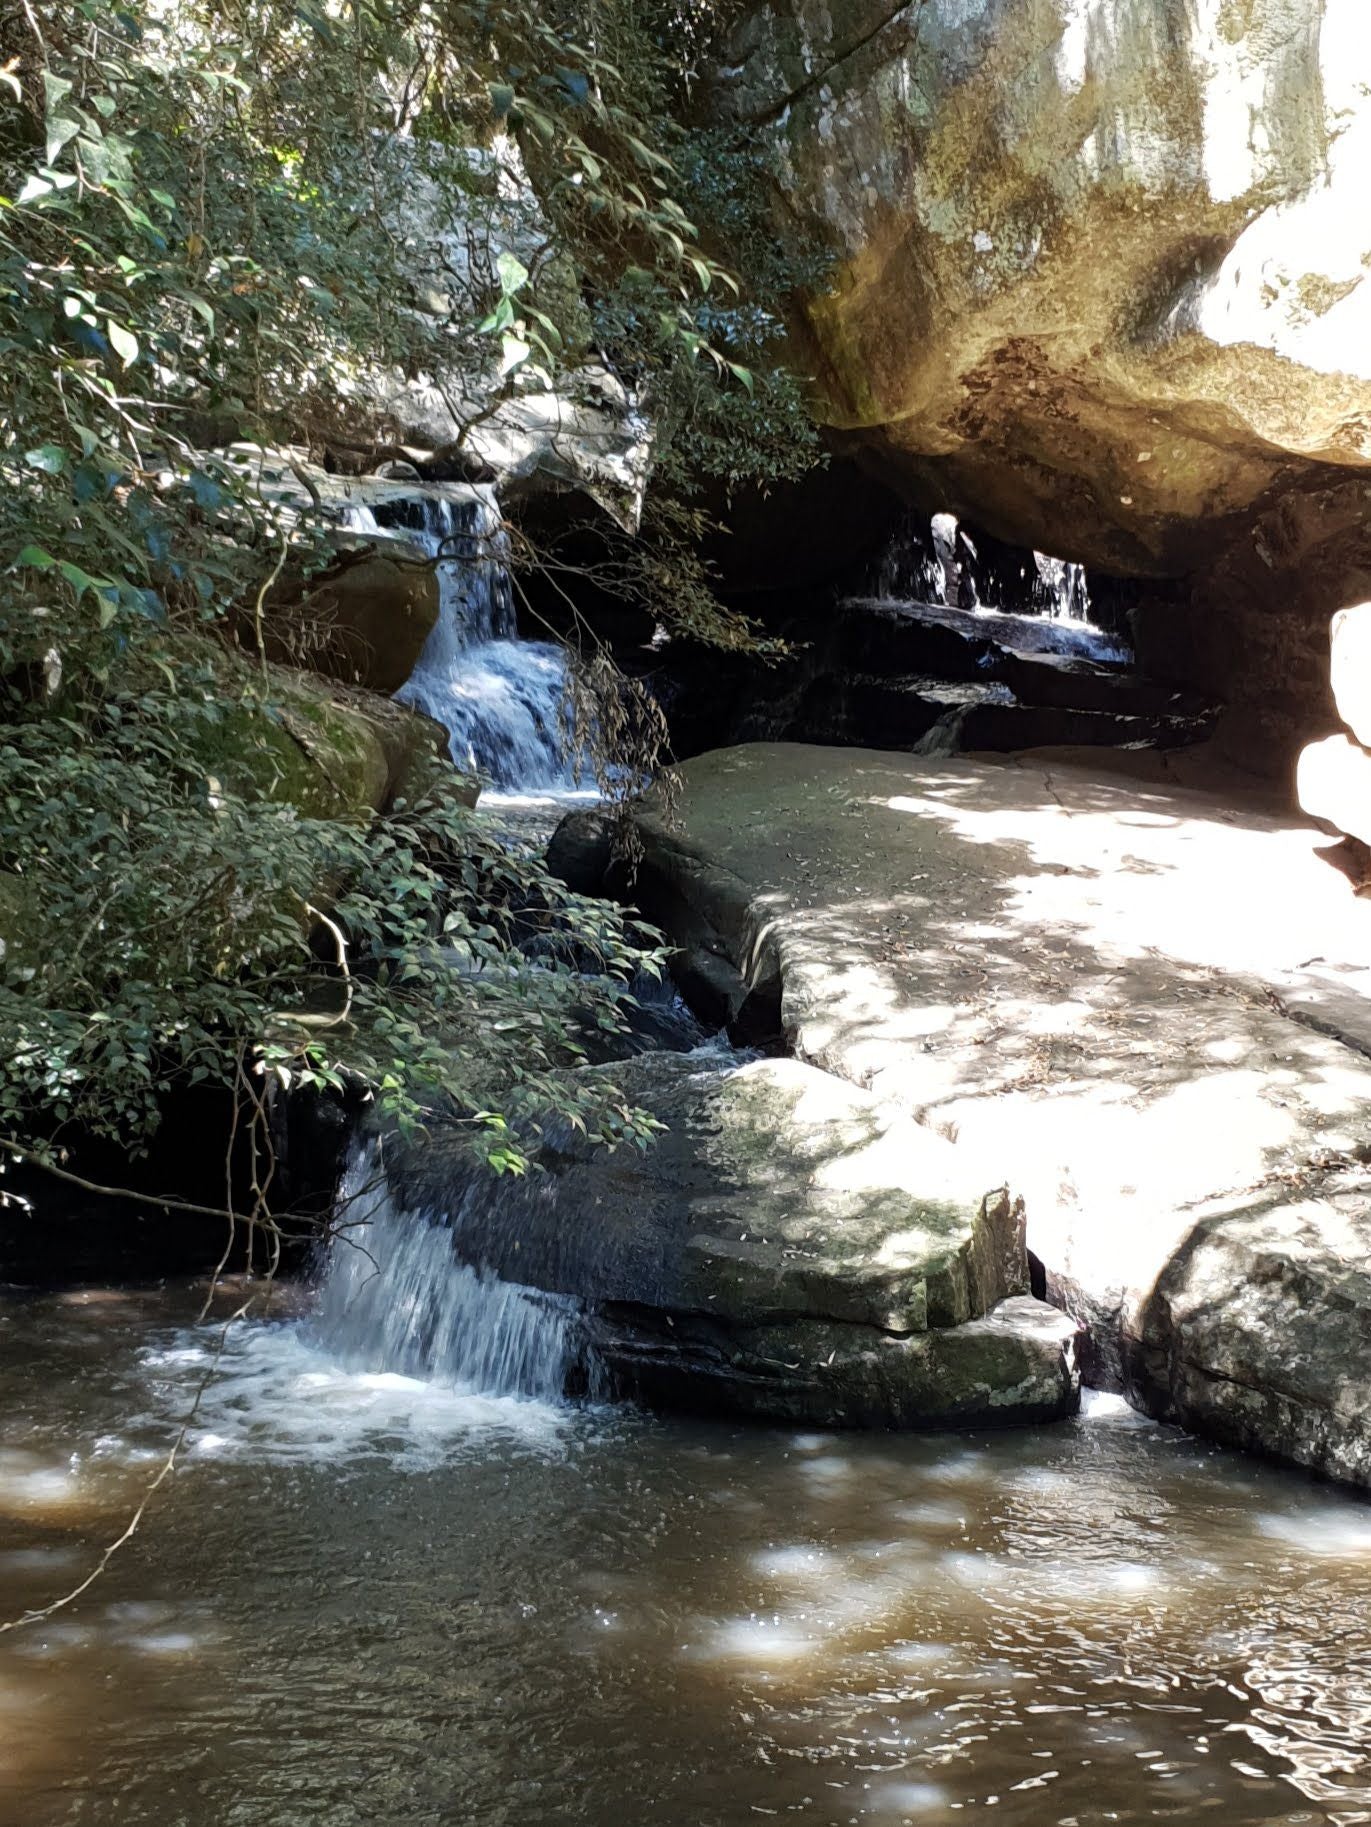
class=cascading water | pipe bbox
[869,508,1128,665]
[277,484,601,1410]
[883,509,1094,624]
[341,483,579,791]
[310,1149,578,1402]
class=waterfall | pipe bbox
[310,1151,580,1402]
[876,511,1093,625]
[1030,550,1092,622]
[341,483,578,791]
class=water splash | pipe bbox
[310,1152,579,1403]
[406,637,573,788]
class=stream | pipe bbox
[3,1270,1371,1824]
[4,492,1371,1825]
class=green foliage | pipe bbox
[0,0,817,1195]
[0,625,665,1172]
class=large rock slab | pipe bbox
[392,1051,1080,1428]
[562,742,1371,1481]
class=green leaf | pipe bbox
[496,250,529,295]
[14,544,57,571]
[477,295,515,334]
[56,559,109,600]
[23,445,66,474]
[106,319,138,366]
[45,114,82,165]
[489,82,515,119]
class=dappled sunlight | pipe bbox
[663,747,1371,1412]
[6,1285,1371,1820]
[873,761,1371,1034]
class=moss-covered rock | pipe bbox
[189,639,474,821]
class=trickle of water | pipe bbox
[911,702,974,757]
[310,1151,579,1403]
[1030,548,1092,622]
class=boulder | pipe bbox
[255,548,440,695]
[194,639,473,822]
[1331,604,1371,749]
[588,741,1371,1483]
[1297,733,1371,848]
[1130,1181,1371,1488]
[391,1051,1081,1428]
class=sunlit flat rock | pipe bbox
[558,742,1371,1483]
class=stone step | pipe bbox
[994,648,1217,722]
[589,1293,1082,1428]
[794,676,1213,754]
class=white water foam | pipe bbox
[135,1160,580,1469]
[138,1326,570,1470]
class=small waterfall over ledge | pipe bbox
[311,1152,579,1402]
[341,483,579,790]
[875,510,1121,657]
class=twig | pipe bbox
[0,1296,256,1635]
[1,1136,247,1223]
[294,895,355,1027]
[251,524,289,682]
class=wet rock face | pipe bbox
[390,1052,1081,1428]
[711,0,1371,764]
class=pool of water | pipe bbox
[2,1283,1371,1826]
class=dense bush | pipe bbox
[0,0,816,1204]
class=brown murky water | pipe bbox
[2,1282,1371,1827]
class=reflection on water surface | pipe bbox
[2,1289,1371,1826]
